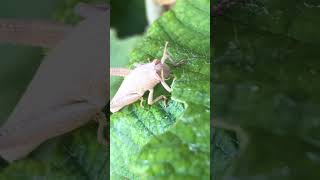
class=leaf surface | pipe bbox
[213,0,320,179]
[110,0,210,179]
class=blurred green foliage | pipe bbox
[213,0,320,179]
[110,29,140,98]
[110,0,147,37]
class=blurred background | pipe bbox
[110,0,147,37]
[212,0,320,179]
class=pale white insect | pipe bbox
[0,3,108,162]
[110,42,176,113]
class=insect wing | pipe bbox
[110,92,142,113]
[110,66,153,112]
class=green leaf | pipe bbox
[110,0,210,179]
[213,0,320,179]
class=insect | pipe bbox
[0,3,108,162]
[110,42,178,113]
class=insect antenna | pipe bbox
[160,41,169,64]
[162,43,186,67]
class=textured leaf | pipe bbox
[110,0,210,179]
[213,0,320,179]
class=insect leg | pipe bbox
[0,19,72,48]
[110,93,143,113]
[74,3,108,18]
[160,80,173,92]
[160,41,169,64]
[140,97,145,108]
[147,89,167,106]
[167,55,186,66]
[95,112,108,147]
[110,68,130,77]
